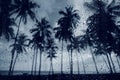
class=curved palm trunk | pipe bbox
[11,53,19,75]
[61,40,63,74]
[106,53,113,74]
[102,55,109,71]
[116,56,120,70]
[8,17,22,76]
[31,51,36,75]
[108,53,116,73]
[34,50,38,75]
[76,52,80,74]
[38,49,42,75]
[80,52,86,74]
[8,52,15,75]
[70,49,73,76]
[89,47,99,74]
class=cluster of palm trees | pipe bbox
[0,0,120,76]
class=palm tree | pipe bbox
[108,0,120,16]
[30,18,52,75]
[74,36,87,74]
[9,34,28,75]
[54,6,80,74]
[67,40,74,75]
[84,0,120,74]
[0,0,15,40]
[67,37,80,75]
[116,56,120,71]
[46,38,58,75]
[8,0,39,75]
[80,34,99,74]
[29,35,43,75]
[11,0,39,42]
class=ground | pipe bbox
[0,73,120,80]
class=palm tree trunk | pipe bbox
[49,59,54,75]
[8,52,15,75]
[76,52,80,74]
[89,47,99,74]
[70,49,73,76]
[38,49,42,75]
[116,56,120,70]
[61,40,63,74]
[49,62,51,75]
[8,17,22,76]
[108,53,116,73]
[48,59,54,80]
[102,55,109,71]
[80,52,86,74]
[51,60,54,75]
[11,53,19,75]
[106,53,113,74]
[31,51,36,75]
[67,51,71,74]
[34,50,38,75]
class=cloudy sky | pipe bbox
[0,0,120,74]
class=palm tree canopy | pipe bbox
[10,34,28,54]
[84,0,107,12]
[0,0,15,40]
[67,37,80,52]
[84,0,120,56]
[0,13,15,40]
[30,18,52,51]
[54,6,80,42]
[11,0,39,24]
[46,38,58,61]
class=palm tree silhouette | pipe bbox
[29,36,41,75]
[11,0,39,43]
[67,37,81,75]
[8,0,39,75]
[30,18,52,75]
[0,0,15,40]
[29,35,42,75]
[46,38,58,75]
[78,34,99,74]
[108,0,120,16]
[54,6,80,75]
[84,0,119,74]
[67,39,74,75]
[9,34,28,75]
[72,36,86,74]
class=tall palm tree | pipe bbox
[74,36,87,74]
[11,0,39,42]
[30,18,52,75]
[67,37,80,75]
[54,6,80,74]
[29,35,43,75]
[46,38,58,75]
[8,0,39,75]
[9,34,28,75]
[67,41,74,75]
[80,34,99,74]
[116,56,120,70]
[84,0,119,74]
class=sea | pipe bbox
[0,71,102,76]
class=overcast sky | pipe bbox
[0,0,120,74]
